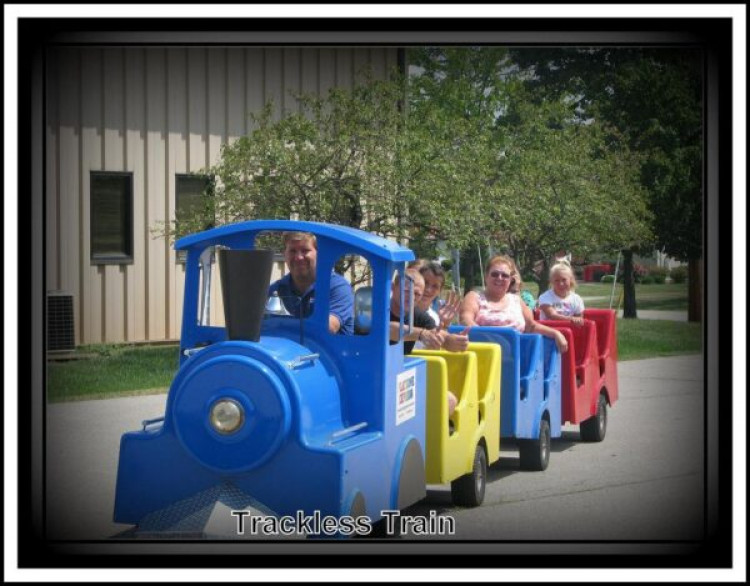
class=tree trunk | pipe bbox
[688,257,702,322]
[538,258,550,297]
[622,248,638,319]
[461,247,479,293]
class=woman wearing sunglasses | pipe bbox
[460,255,568,354]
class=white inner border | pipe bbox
[4,3,746,583]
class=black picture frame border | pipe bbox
[15,14,735,573]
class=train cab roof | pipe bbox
[175,219,414,263]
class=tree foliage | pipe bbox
[408,48,652,290]
[508,47,703,319]
[160,69,491,252]
[494,96,652,289]
[161,48,689,311]
[509,47,702,262]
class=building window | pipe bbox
[90,171,134,264]
[176,174,215,262]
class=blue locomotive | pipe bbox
[113,220,428,536]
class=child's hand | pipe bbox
[437,291,461,329]
[555,331,568,353]
[571,316,584,326]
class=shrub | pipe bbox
[648,266,669,284]
[640,275,655,284]
[670,265,688,284]
[600,274,616,283]
[617,263,648,284]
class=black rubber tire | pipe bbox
[451,444,487,507]
[519,419,551,471]
[580,393,608,442]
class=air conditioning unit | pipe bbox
[47,291,75,352]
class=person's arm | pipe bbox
[328,276,354,335]
[328,314,342,334]
[539,303,583,325]
[459,291,480,326]
[389,322,442,347]
[522,303,568,353]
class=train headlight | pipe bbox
[209,398,244,434]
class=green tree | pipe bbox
[492,96,652,293]
[407,47,514,272]
[509,48,703,320]
[408,47,513,132]
[158,69,490,257]
[409,47,652,293]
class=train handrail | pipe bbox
[328,422,369,444]
[141,417,165,431]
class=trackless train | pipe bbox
[113,220,618,537]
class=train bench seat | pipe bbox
[536,319,600,425]
[412,342,501,486]
[412,349,479,485]
[583,309,619,405]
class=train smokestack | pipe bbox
[218,249,274,341]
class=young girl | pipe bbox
[538,260,585,325]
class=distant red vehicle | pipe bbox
[582,264,613,282]
[536,309,618,441]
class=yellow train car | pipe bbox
[413,342,501,506]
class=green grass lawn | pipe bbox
[47,313,702,402]
[47,344,179,402]
[523,282,688,311]
[616,318,701,361]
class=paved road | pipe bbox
[616,309,689,321]
[45,355,704,542]
[406,355,704,541]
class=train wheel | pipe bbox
[451,444,487,507]
[580,393,608,442]
[519,419,551,471]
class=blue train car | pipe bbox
[449,325,562,471]
[113,220,427,536]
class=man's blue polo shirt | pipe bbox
[268,272,354,335]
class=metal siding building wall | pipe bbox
[46,47,400,345]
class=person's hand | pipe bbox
[421,329,445,350]
[570,316,584,326]
[442,327,470,352]
[437,291,461,329]
[554,330,568,354]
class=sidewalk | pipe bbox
[580,296,688,322]
[616,309,688,322]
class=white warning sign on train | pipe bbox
[396,368,417,425]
